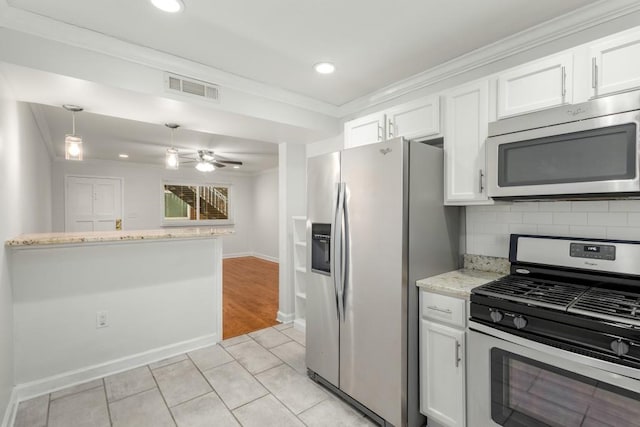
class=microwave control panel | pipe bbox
[570,243,616,261]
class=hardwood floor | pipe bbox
[223,256,279,339]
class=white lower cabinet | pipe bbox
[420,292,466,427]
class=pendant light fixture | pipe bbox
[63,104,84,161]
[165,123,180,169]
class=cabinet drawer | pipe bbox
[421,292,466,327]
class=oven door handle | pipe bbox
[469,320,640,380]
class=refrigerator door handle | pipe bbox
[335,182,346,321]
[331,182,343,320]
[340,183,349,322]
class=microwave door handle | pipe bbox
[331,183,342,320]
[479,169,484,194]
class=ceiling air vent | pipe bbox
[165,73,220,102]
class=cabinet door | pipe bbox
[344,112,386,149]
[589,28,640,98]
[420,319,465,427]
[497,53,572,118]
[444,80,491,205]
[386,95,440,140]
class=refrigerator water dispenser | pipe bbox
[311,223,331,275]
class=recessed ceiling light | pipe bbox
[233,165,240,169]
[314,62,335,74]
[150,0,184,13]
[119,154,129,158]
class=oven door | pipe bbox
[486,110,640,198]
[468,321,640,427]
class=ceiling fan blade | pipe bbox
[217,159,243,165]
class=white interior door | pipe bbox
[66,176,123,232]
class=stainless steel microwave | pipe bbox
[487,91,640,199]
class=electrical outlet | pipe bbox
[96,311,108,328]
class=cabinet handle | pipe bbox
[377,125,383,141]
[455,340,461,368]
[426,305,452,314]
[388,119,394,138]
[591,57,598,90]
[561,66,566,98]
[479,169,485,193]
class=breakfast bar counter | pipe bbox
[6,228,231,396]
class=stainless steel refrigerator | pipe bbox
[306,137,460,427]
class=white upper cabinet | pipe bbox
[385,95,440,140]
[589,27,640,98]
[344,112,386,149]
[444,80,492,205]
[497,53,573,119]
[344,95,441,149]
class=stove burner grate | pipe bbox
[569,287,640,327]
[474,275,588,310]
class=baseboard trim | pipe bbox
[223,252,252,259]
[277,311,295,323]
[293,318,306,333]
[1,387,18,427]
[13,334,218,403]
[223,252,279,263]
[251,252,279,263]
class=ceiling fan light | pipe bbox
[196,161,215,172]
[166,147,179,169]
[65,135,83,160]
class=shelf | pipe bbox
[296,292,307,299]
[295,241,307,247]
[292,216,306,221]
[295,266,306,273]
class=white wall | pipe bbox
[278,143,306,322]
[466,200,640,258]
[306,134,343,158]
[251,168,279,261]
[0,83,52,423]
[52,159,255,257]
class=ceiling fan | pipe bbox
[191,150,243,171]
[164,123,243,171]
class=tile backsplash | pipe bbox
[466,200,640,257]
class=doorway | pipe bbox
[223,256,279,339]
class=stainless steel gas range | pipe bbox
[468,234,640,427]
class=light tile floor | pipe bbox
[13,323,375,427]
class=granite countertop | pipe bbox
[416,254,509,299]
[6,227,235,247]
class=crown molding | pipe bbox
[0,1,341,118]
[337,0,640,116]
[3,0,640,122]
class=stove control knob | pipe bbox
[611,339,630,356]
[513,316,527,330]
[489,310,504,323]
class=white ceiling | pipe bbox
[33,103,279,172]
[7,0,600,106]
